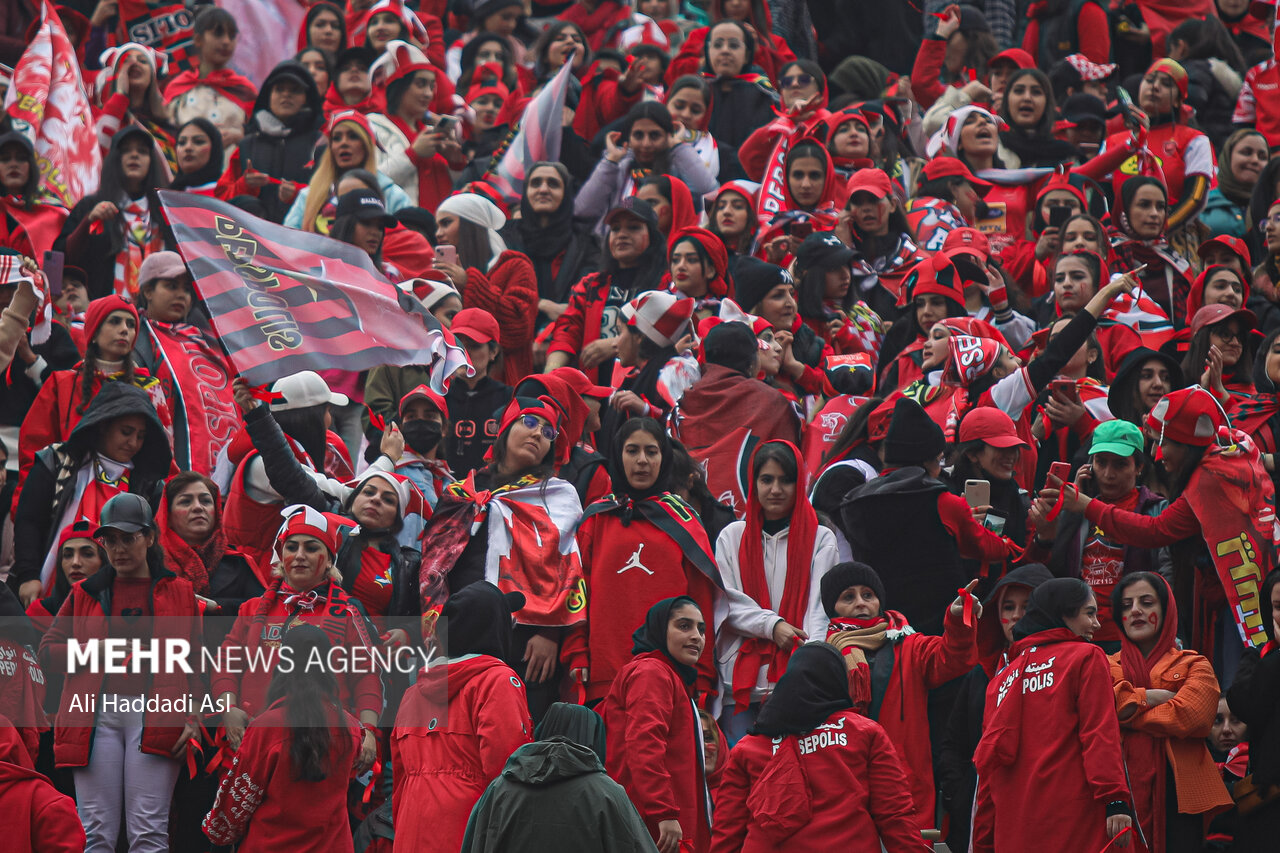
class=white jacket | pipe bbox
[367,112,420,202]
[714,520,837,705]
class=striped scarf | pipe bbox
[113,197,163,300]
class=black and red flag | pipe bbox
[157,190,471,389]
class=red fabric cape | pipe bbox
[163,68,258,114]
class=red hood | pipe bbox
[0,718,35,771]
[783,136,842,213]
[1186,265,1251,319]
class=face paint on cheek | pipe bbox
[1148,613,1157,628]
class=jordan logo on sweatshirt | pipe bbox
[617,543,653,575]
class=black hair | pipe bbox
[751,441,799,485]
[1053,249,1102,296]
[488,417,557,487]
[304,2,346,48]
[703,19,755,75]
[329,213,384,264]
[342,473,406,537]
[918,176,964,203]
[533,21,590,82]
[193,5,239,38]
[451,218,494,272]
[1048,312,1106,381]
[265,625,339,782]
[337,167,379,194]
[386,67,436,116]
[458,32,519,93]
[98,127,170,201]
[667,74,711,108]
[669,437,715,508]
[796,266,831,321]
[786,141,828,205]
[953,24,997,83]
[778,59,826,96]
[53,533,108,601]
[1182,318,1255,389]
[1169,17,1247,75]
[0,137,39,203]
[623,101,675,171]
[999,68,1058,138]
[708,187,758,254]
[295,47,335,84]
[1109,571,1168,633]
[273,404,329,471]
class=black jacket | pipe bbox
[444,376,513,478]
[233,61,325,223]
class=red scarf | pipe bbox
[156,482,227,595]
[730,440,818,710]
[163,68,257,114]
[323,83,385,119]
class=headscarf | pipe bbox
[1216,129,1267,206]
[976,563,1053,675]
[168,117,225,191]
[439,581,526,665]
[607,417,673,500]
[1114,175,1169,242]
[156,474,227,595]
[748,642,852,737]
[536,701,606,764]
[516,161,575,291]
[438,192,508,270]
[925,104,1007,159]
[1112,572,1177,691]
[668,226,731,298]
[1186,264,1250,320]
[297,1,347,52]
[631,596,701,686]
[731,440,819,710]
[1011,577,1093,641]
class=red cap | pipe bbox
[844,168,892,202]
[56,519,98,551]
[922,157,994,195]
[550,366,614,401]
[399,384,449,421]
[958,406,1027,448]
[1199,234,1251,270]
[1146,387,1226,448]
[1188,304,1256,339]
[989,48,1034,70]
[450,307,500,344]
[942,227,990,257]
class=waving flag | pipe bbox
[4,1,101,207]
[1102,274,1175,349]
[487,60,575,203]
[157,191,473,391]
[116,0,199,76]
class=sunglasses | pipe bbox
[98,530,144,548]
[520,414,557,442]
[781,74,814,88]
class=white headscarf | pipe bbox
[924,104,1006,159]
[437,193,508,271]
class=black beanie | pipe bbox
[703,321,759,375]
[733,257,790,314]
[882,397,945,466]
[821,561,886,617]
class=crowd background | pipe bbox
[1,0,1280,851]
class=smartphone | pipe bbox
[1048,461,1072,485]
[42,250,64,298]
[1050,378,1079,403]
[1117,87,1138,131]
[964,479,991,508]
[1048,206,1072,229]
[436,244,457,266]
[435,115,458,136]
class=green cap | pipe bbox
[1089,419,1144,458]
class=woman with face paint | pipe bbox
[1107,572,1232,852]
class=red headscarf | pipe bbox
[730,440,819,710]
[156,475,227,595]
[1116,573,1178,690]
[667,226,731,298]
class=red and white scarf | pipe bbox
[113,197,164,300]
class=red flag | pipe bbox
[157,190,473,390]
[115,0,198,76]
[487,60,575,204]
[4,1,102,207]
[755,132,791,233]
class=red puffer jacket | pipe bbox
[0,719,84,853]
[391,655,532,853]
[39,566,203,768]
[711,709,929,852]
[602,650,711,853]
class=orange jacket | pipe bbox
[1109,649,1233,817]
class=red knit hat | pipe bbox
[1146,387,1227,448]
[325,108,377,143]
[465,62,511,103]
[84,295,138,348]
[492,395,565,465]
[624,291,696,347]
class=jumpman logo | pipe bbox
[618,543,653,575]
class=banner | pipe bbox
[116,0,198,76]
[157,190,472,390]
[487,60,574,203]
[4,1,102,207]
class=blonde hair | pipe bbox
[301,119,380,232]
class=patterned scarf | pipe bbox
[824,610,914,714]
[113,197,163,300]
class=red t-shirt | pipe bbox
[104,577,153,696]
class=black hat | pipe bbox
[702,321,759,374]
[821,561,886,617]
[794,232,856,274]
[882,397,945,466]
[93,493,155,537]
[733,256,792,314]
[395,206,436,236]
[334,45,377,72]
[603,196,658,229]
[1061,93,1107,129]
[336,189,396,227]
[0,130,34,156]
[957,4,990,32]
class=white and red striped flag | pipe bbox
[3,1,101,208]
[487,60,575,204]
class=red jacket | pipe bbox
[548,271,612,363]
[203,700,360,852]
[972,628,1130,853]
[557,0,631,50]
[564,508,719,702]
[711,710,929,853]
[1021,2,1111,66]
[0,719,84,853]
[603,651,711,853]
[391,655,532,853]
[39,567,203,768]
[210,580,384,720]
[461,251,538,385]
[574,64,643,142]
[833,608,977,830]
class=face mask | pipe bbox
[402,419,443,455]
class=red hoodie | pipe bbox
[0,718,84,853]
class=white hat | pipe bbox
[270,371,349,411]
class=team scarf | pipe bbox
[248,576,377,651]
[144,320,238,475]
[824,610,915,715]
[730,440,819,710]
[112,197,164,300]
[1182,429,1278,653]
[578,491,721,584]
[419,473,584,639]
